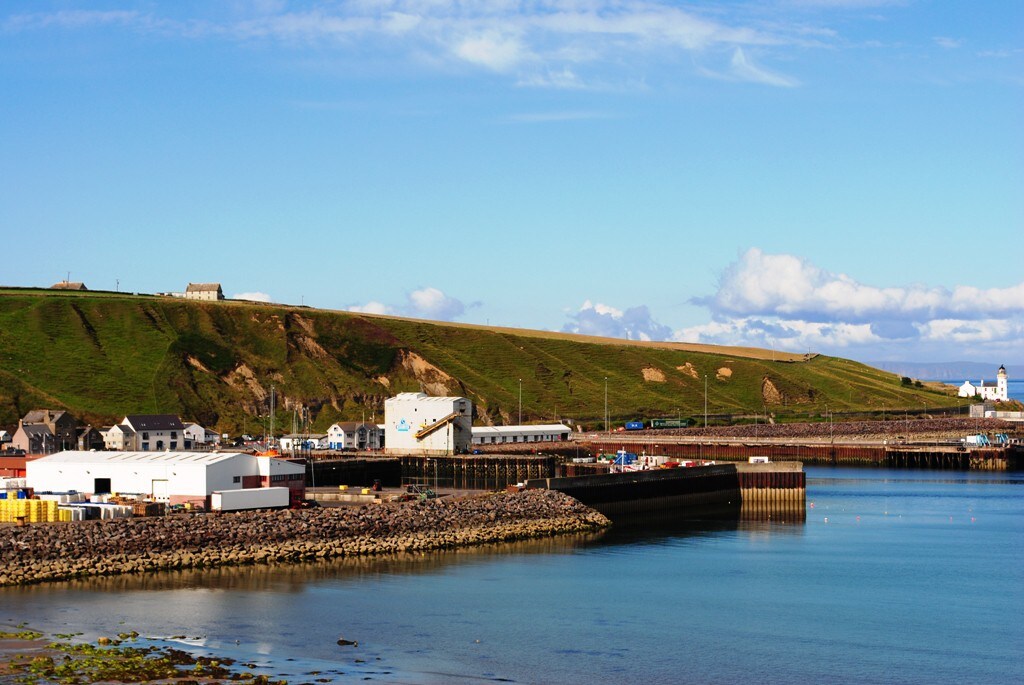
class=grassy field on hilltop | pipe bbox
[0,290,958,433]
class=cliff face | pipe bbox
[0,291,955,433]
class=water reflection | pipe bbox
[1,532,609,597]
[3,502,806,598]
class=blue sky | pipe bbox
[2,1,1021,365]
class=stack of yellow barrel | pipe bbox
[0,498,61,523]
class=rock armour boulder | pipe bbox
[0,490,609,586]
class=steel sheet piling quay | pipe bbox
[578,436,1021,471]
[526,462,805,520]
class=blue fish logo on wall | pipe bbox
[396,418,410,432]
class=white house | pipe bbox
[121,415,185,451]
[183,283,224,301]
[471,424,572,445]
[102,424,135,451]
[327,422,382,451]
[384,393,472,456]
[26,451,306,506]
[958,365,1009,402]
[0,430,10,448]
[279,433,328,451]
[182,422,221,448]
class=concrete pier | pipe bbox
[526,462,805,520]
[577,437,1021,471]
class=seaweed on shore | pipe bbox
[0,627,292,685]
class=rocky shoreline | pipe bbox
[0,490,610,587]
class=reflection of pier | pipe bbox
[577,436,1021,471]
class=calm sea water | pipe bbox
[3,467,1022,684]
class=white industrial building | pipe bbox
[471,424,572,445]
[384,393,472,455]
[26,451,306,507]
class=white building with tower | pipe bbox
[383,393,472,455]
[958,365,1009,402]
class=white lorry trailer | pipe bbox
[210,487,290,512]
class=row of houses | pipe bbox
[3,411,222,455]
[5,394,573,459]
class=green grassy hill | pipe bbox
[0,289,958,433]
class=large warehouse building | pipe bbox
[26,451,306,507]
[471,424,572,445]
[384,393,472,455]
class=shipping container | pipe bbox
[649,418,690,429]
[624,421,644,431]
[210,487,290,512]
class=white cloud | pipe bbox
[454,31,528,71]
[347,301,392,315]
[554,249,1024,361]
[348,287,468,321]
[933,36,962,49]
[507,110,613,123]
[678,248,1024,362]
[697,248,1024,323]
[4,10,143,31]
[233,291,272,302]
[562,300,673,341]
[407,286,466,320]
[729,47,800,87]
[5,2,831,89]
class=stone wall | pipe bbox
[0,490,609,586]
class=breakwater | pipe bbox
[398,454,556,489]
[0,490,609,587]
[580,437,1021,470]
[528,462,805,521]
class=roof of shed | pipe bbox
[30,450,244,466]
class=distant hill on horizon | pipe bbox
[869,361,1018,382]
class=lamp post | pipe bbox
[604,377,609,434]
[704,375,708,428]
[518,378,522,425]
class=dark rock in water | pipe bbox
[336,637,357,647]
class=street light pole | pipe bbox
[518,378,522,425]
[704,375,708,428]
[604,377,609,434]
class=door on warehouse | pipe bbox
[151,479,169,501]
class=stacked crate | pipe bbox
[0,498,61,523]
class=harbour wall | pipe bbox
[526,462,805,521]
[579,438,1020,471]
[0,489,609,587]
[307,455,557,490]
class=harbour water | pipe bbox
[3,467,1022,684]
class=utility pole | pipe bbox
[518,378,522,425]
[604,377,609,433]
[704,375,708,428]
